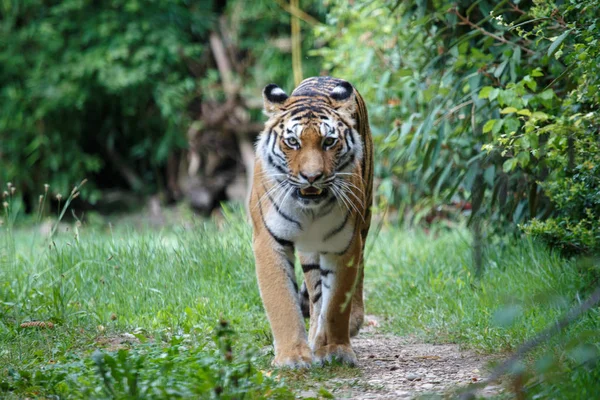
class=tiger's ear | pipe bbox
[330,80,356,115]
[263,84,289,115]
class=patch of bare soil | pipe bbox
[94,333,141,352]
[324,317,502,399]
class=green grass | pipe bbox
[367,228,598,351]
[1,207,599,398]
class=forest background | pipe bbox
[2,0,599,254]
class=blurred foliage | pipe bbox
[1,0,597,250]
[315,0,599,254]
[227,1,325,99]
[0,0,323,205]
[0,0,214,202]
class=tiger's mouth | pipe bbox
[297,187,326,199]
[300,187,323,196]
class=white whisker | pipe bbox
[334,181,364,222]
[255,179,287,210]
[338,186,360,216]
[337,181,365,205]
[278,183,295,209]
[331,183,352,215]
[271,181,291,206]
[338,179,365,196]
[335,171,367,186]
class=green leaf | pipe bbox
[503,117,521,134]
[503,158,517,173]
[492,119,504,135]
[478,86,494,99]
[530,68,544,77]
[494,59,508,78]
[524,77,537,91]
[538,89,554,100]
[488,88,500,101]
[483,119,496,133]
[517,109,532,117]
[500,107,518,114]
[531,111,550,121]
[517,151,530,167]
[548,30,570,57]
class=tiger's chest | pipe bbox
[264,198,354,254]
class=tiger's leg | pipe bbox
[312,235,362,365]
[349,257,365,337]
[298,252,322,344]
[350,225,370,336]
[253,235,312,368]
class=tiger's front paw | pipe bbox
[314,344,357,366]
[273,343,313,369]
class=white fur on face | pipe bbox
[319,121,338,140]
[284,121,302,141]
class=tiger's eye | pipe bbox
[324,137,336,147]
[287,138,299,147]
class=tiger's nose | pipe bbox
[300,172,323,184]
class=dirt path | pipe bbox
[306,317,503,399]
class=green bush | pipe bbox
[0,0,324,206]
[315,0,599,251]
[0,0,216,202]
[479,1,600,255]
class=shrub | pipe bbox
[315,0,599,252]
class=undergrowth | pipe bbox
[1,191,598,398]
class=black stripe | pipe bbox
[273,151,287,166]
[311,291,322,304]
[263,184,302,229]
[273,135,290,166]
[361,228,370,240]
[284,99,314,108]
[292,280,299,292]
[345,128,355,145]
[323,282,331,289]
[314,280,322,291]
[315,196,337,218]
[335,236,354,256]
[337,153,355,172]
[267,155,288,175]
[271,133,289,165]
[301,286,309,298]
[258,198,294,248]
[286,258,295,272]
[290,106,310,116]
[271,136,287,164]
[288,105,327,116]
[320,268,333,277]
[302,263,320,273]
[324,212,350,241]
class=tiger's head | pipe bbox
[256,78,364,209]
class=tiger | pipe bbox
[249,76,373,368]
